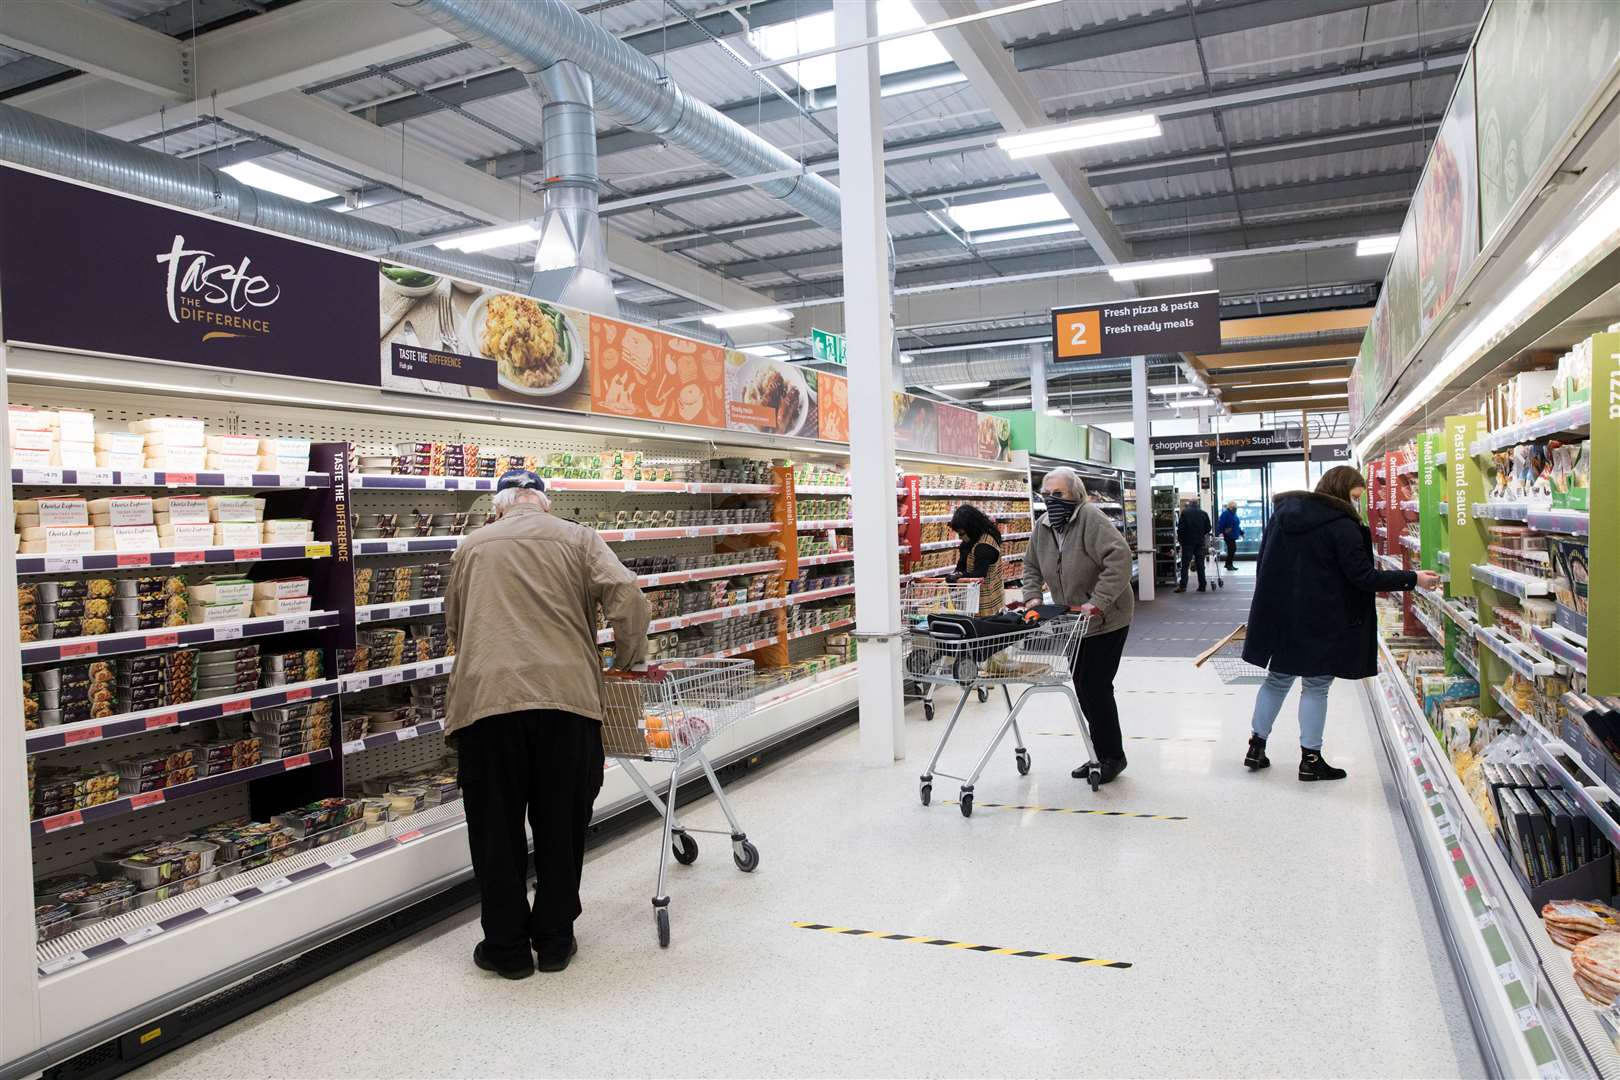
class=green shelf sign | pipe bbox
[1445,414,1486,600]
[1417,432,1443,572]
[1591,333,1617,693]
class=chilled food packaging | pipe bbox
[208,496,264,523]
[130,417,206,444]
[152,496,210,525]
[88,496,154,526]
[213,521,261,547]
[254,577,310,600]
[205,434,259,457]
[190,578,255,607]
[16,497,90,527]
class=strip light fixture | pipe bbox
[1355,235,1399,256]
[702,307,792,329]
[1108,257,1215,282]
[932,381,990,391]
[980,395,1031,406]
[1149,384,1208,395]
[998,113,1162,159]
[434,222,540,254]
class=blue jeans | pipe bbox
[1250,670,1335,750]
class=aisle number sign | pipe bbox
[811,328,846,366]
[1051,291,1221,361]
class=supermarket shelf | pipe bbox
[1474,624,1558,680]
[354,536,463,556]
[798,551,854,567]
[1376,553,1402,572]
[12,469,328,489]
[1491,684,1554,742]
[793,484,850,495]
[21,611,334,667]
[603,523,778,542]
[1396,460,1419,476]
[1530,623,1588,674]
[695,634,780,660]
[798,519,853,531]
[1456,648,1480,680]
[1533,738,1620,859]
[919,487,1026,498]
[1472,501,1538,522]
[1413,601,1444,643]
[340,656,454,694]
[901,565,953,581]
[355,598,444,624]
[342,719,444,755]
[634,558,784,588]
[23,677,339,754]
[918,539,957,552]
[789,618,854,640]
[1091,501,1123,510]
[1399,533,1420,553]
[1470,563,1550,598]
[1004,551,1024,563]
[31,750,333,837]
[1470,402,1592,455]
[1526,508,1590,535]
[597,584,857,643]
[17,542,329,575]
[1399,499,1419,512]
[1003,531,1032,542]
[1434,450,1447,467]
[1437,549,1451,569]
[1366,646,1580,1078]
[351,475,778,495]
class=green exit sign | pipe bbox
[811,328,846,366]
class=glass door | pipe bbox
[1215,466,1267,559]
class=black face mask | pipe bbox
[1044,495,1077,530]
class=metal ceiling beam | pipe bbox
[1228,396,1348,413]
[1220,383,1354,404]
[913,0,1131,268]
[1010,0,1381,72]
[0,0,186,102]
[1221,307,1373,341]
[1208,365,1352,387]
[619,0,827,56]
[1200,343,1363,369]
[1109,169,1418,227]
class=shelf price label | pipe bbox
[63,726,103,745]
[223,473,254,488]
[284,753,312,769]
[166,473,198,487]
[43,555,85,573]
[381,669,404,686]
[285,686,313,702]
[424,476,447,489]
[145,711,179,730]
[342,739,367,755]
[397,727,419,741]
[39,952,89,975]
[202,896,241,915]
[121,925,164,946]
[326,852,357,869]
[42,810,83,832]
[386,539,410,553]
[173,549,205,564]
[258,877,291,894]
[145,632,180,649]
[21,468,64,485]
[129,791,166,810]
[283,616,311,633]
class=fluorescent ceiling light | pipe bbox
[1108,257,1215,282]
[1168,397,1218,408]
[1356,235,1399,256]
[1354,182,1620,460]
[747,0,949,91]
[702,307,792,329]
[981,395,1031,406]
[947,193,1066,234]
[435,222,539,254]
[220,161,338,203]
[899,353,914,364]
[907,335,1049,355]
[999,113,1161,160]
[932,381,990,391]
[1045,407,1065,416]
[971,222,1080,243]
[1150,384,1207,395]
[743,345,790,359]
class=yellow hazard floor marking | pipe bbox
[1032,732,1218,742]
[938,800,1186,820]
[791,922,1131,968]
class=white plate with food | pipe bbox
[732,357,810,435]
[460,292,584,397]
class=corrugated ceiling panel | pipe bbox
[1230,142,1428,188]
[991,0,1186,47]
[1020,41,1205,114]
[1363,0,1489,49]
[91,0,191,19]
[1219,75,1456,145]
[457,92,543,146]
[313,46,502,112]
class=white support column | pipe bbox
[1029,348,1048,414]
[0,293,44,1063]
[1131,354,1156,602]
[836,1,904,765]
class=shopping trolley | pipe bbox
[600,659,760,948]
[909,609,1094,815]
[1193,624,1268,684]
[899,578,983,721]
[1205,542,1225,589]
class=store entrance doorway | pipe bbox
[1213,465,1266,560]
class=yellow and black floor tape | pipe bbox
[791,922,1131,968]
[940,800,1186,820]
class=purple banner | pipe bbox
[389,341,496,388]
[0,167,377,384]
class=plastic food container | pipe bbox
[36,902,75,942]
[59,878,137,921]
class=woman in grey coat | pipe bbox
[1022,467,1136,784]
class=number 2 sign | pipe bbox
[1053,309,1101,359]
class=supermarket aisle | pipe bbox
[134,608,1486,1080]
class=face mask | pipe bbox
[1044,495,1076,530]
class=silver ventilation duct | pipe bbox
[399,0,844,232]
[0,103,530,293]
[529,60,617,316]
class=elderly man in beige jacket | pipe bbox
[444,469,649,978]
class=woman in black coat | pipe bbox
[1240,466,1439,781]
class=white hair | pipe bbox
[1043,466,1083,499]
[491,486,550,517]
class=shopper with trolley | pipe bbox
[946,503,1004,615]
[1022,467,1135,785]
[1174,497,1212,593]
[443,469,650,978]
[1216,500,1244,570]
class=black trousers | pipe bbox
[456,709,605,969]
[1223,536,1237,569]
[1072,624,1129,762]
[1179,542,1207,589]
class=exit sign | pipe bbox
[811,328,846,366]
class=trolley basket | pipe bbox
[1194,624,1268,684]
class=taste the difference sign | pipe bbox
[1051,290,1221,362]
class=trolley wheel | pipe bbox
[1015,749,1032,776]
[923,701,935,722]
[919,781,932,806]
[671,832,699,865]
[976,686,989,703]
[953,657,977,683]
[959,791,974,818]
[656,906,671,948]
[733,840,760,873]
[1088,767,1101,793]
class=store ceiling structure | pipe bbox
[0,0,1487,422]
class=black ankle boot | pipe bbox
[1244,735,1270,771]
[1299,748,1347,782]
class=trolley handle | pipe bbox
[603,665,666,683]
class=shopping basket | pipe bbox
[909,610,1098,812]
[1193,625,1268,684]
[899,578,984,720]
[600,658,759,948]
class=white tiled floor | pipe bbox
[134,630,1487,1078]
